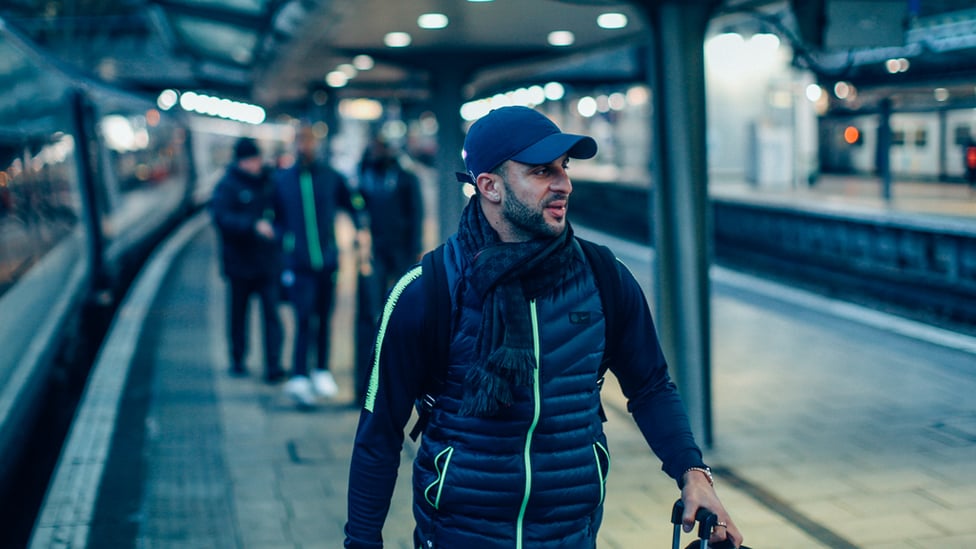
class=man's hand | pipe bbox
[680,469,744,548]
[254,219,275,240]
[356,229,373,274]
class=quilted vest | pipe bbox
[412,238,610,549]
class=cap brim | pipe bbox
[510,133,597,166]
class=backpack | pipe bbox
[408,238,623,441]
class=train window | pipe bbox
[891,130,906,146]
[913,129,927,147]
[0,39,83,297]
[954,125,972,146]
[90,89,190,240]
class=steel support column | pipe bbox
[639,0,717,446]
[429,67,469,242]
[878,97,893,201]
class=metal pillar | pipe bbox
[878,97,892,201]
[937,108,947,181]
[641,0,716,446]
[429,67,468,242]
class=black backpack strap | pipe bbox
[577,238,623,422]
[408,243,449,441]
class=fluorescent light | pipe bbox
[353,54,374,70]
[577,96,598,118]
[597,13,628,29]
[547,30,574,47]
[339,98,383,121]
[418,13,448,29]
[326,71,349,87]
[544,82,565,101]
[157,89,178,111]
[384,31,412,47]
[177,91,265,124]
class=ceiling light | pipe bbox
[337,63,358,78]
[339,98,383,121]
[544,82,565,101]
[608,92,626,110]
[418,13,448,29]
[547,31,575,47]
[749,32,780,51]
[577,96,598,118]
[834,81,852,99]
[353,55,374,70]
[597,13,627,29]
[157,89,178,111]
[805,84,823,102]
[326,71,349,87]
[384,32,412,48]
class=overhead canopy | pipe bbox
[1,0,975,115]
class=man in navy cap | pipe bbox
[345,106,743,549]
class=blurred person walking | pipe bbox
[274,124,363,407]
[210,137,284,381]
[355,134,425,292]
[352,134,425,403]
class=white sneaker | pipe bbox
[284,376,317,408]
[311,370,339,398]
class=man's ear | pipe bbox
[477,173,502,203]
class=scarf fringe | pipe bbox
[488,347,535,387]
[460,363,513,416]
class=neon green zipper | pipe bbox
[515,299,541,549]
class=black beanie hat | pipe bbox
[234,137,260,161]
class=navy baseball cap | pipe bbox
[458,106,597,183]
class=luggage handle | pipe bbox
[671,499,719,549]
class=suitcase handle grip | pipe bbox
[671,499,719,548]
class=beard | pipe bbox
[501,178,567,240]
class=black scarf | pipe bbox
[456,197,576,416]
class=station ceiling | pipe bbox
[2,0,976,115]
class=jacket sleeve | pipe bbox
[607,264,707,483]
[345,272,428,548]
[270,172,289,247]
[334,169,366,230]
[210,174,255,237]
[402,170,424,258]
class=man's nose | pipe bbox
[550,170,572,194]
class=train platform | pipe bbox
[710,174,976,219]
[30,207,976,549]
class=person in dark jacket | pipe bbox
[352,135,426,405]
[274,124,362,407]
[345,107,743,549]
[356,135,425,293]
[210,137,284,381]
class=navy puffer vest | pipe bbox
[413,238,610,548]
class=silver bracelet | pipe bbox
[683,466,714,486]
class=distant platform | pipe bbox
[711,174,976,220]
